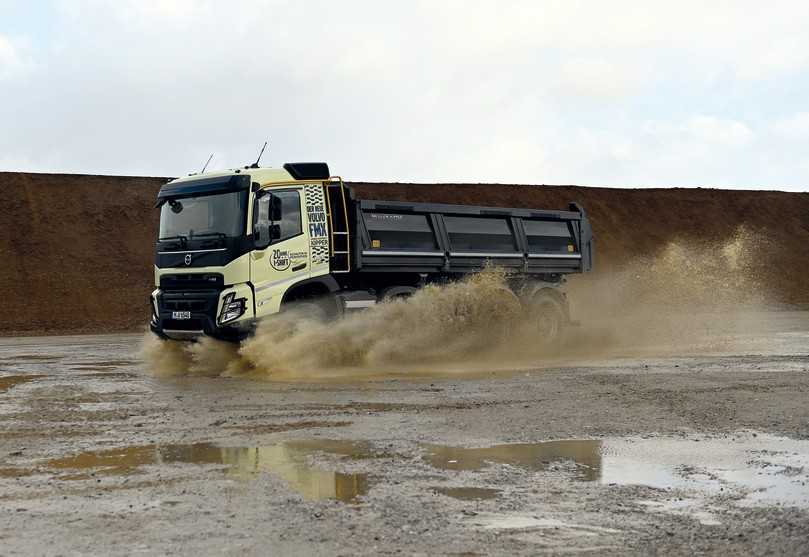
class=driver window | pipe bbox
[272,190,302,242]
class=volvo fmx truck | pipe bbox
[150,163,593,342]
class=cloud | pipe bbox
[0,34,29,79]
[687,117,754,147]
[772,112,809,138]
[555,58,641,99]
[0,1,807,191]
[645,117,754,149]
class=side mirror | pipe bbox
[254,222,271,249]
[253,193,272,250]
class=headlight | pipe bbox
[218,293,246,324]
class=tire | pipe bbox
[532,294,565,343]
[379,285,417,302]
[282,297,333,323]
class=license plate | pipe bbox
[172,311,191,320]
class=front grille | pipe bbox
[163,318,205,331]
[162,298,208,312]
[156,281,223,336]
[160,273,224,290]
[159,289,220,315]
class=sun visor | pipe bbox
[156,174,250,206]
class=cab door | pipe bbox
[251,188,310,319]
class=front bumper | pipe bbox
[150,283,254,342]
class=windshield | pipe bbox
[159,190,248,240]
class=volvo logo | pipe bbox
[184,253,192,266]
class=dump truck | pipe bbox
[150,162,593,342]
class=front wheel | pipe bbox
[282,296,336,323]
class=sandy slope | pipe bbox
[0,171,806,334]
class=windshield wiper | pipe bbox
[190,232,227,240]
[190,232,227,247]
[158,234,188,248]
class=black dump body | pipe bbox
[349,197,593,276]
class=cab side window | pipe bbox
[271,190,302,241]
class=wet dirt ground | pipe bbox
[2,312,809,556]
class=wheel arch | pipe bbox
[281,276,340,307]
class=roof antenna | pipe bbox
[200,153,214,174]
[250,141,268,168]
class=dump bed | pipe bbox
[351,198,593,275]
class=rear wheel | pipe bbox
[532,294,565,343]
[379,285,417,302]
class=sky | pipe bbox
[1,1,808,191]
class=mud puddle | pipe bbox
[0,354,61,362]
[423,432,809,508]
[0,467,34,478]
[72,360,137,368]
[469,513,622,536]
[43,439,376,503]
[0,374,45,393]
[601,433,809,508]
[424,440,602,480]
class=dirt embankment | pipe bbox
[1,172,807,335]
[0,172,165,334]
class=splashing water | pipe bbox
[565,226,774,354]
[141,227,777,379]
[142,269,523,378]
[242,270,523,372]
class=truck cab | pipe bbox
[151,163,339,341]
